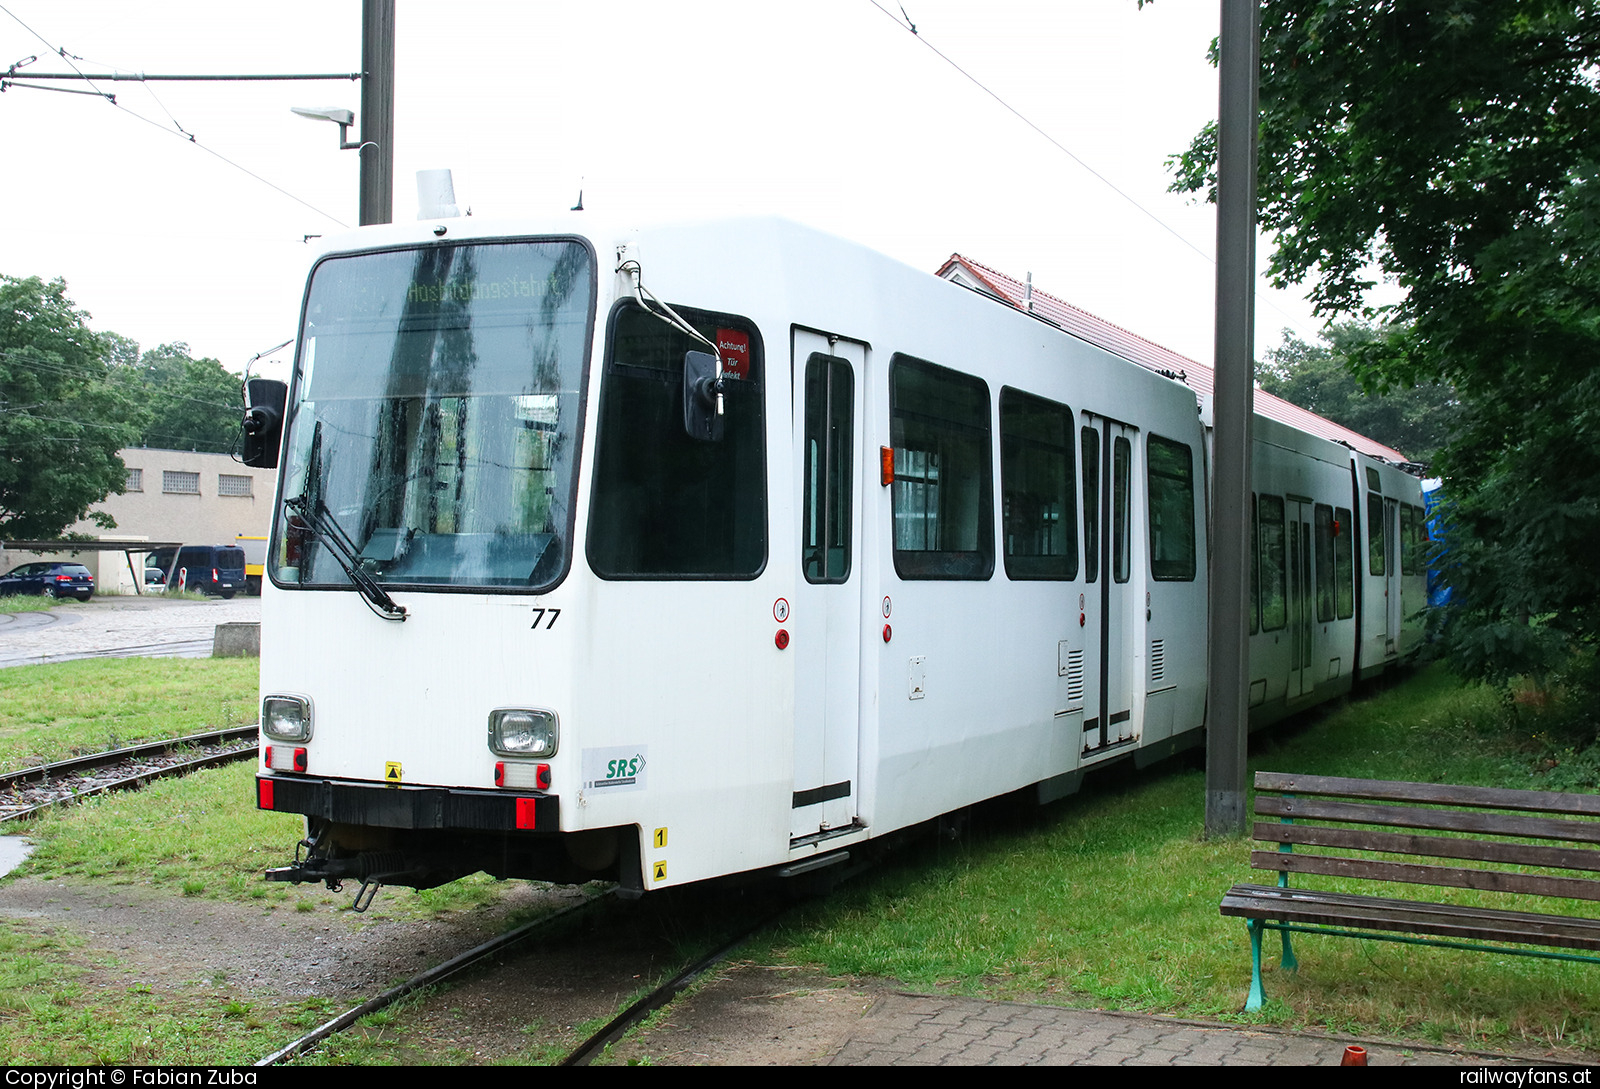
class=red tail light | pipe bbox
[55,575,71,582]
[213,568,220,582]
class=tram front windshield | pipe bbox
[272,240,595,592]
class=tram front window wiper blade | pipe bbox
[284,494,408,622]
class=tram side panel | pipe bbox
[1351,453,1428,677]
[864,296,1208,836]
[1246,418,1360,729]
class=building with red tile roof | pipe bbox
[935,254,1410,463]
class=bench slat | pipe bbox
[1222,883,1600,950]
[1250,850,1600,902]
[1255,795,1600,845]
[1251,822,1600,876]
[1254,772,1600,817]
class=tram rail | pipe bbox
[0,725,258,822]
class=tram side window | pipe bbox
[803,354,853,583]
[1314,504,1335,622]
[588,304,766,579]
[1367,491,1385,576]
[999,388,1077,580]
[1335,505,1355,619]
[1400,504,1418,576]
[1147,434,1195,581]
[1081,427,1100,583]
[1259,494,1287,630]
[890,355,993,580]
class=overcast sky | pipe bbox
[2,1,1326,375]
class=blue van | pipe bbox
[148,546,247,599]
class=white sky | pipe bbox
[2,1,1325,375]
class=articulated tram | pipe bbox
[245,213,1425,904]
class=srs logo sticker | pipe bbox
[582,746,649,794]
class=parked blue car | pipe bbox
[0,562,94,601]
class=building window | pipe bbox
[218,474,253,498]
[126,468,143,492]
[162,471,200,495]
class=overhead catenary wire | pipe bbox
[0,3,350,228]
[865,1,1321,345]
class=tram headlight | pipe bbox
[489,709,559,757]
[262,695,312,742]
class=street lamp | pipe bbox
[289,105,368,151]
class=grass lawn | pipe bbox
[0,657,259,772]
[768,665,1600,1056]
[4,658,1598,1060]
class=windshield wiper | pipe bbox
[285,494,408,622]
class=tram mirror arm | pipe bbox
[683,350,725,442]
[241,378,288,469]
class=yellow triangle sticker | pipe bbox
[385,762,402,783]
[652,860,667,882]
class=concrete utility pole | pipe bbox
[359,0,395,226]
[1205,0,1260,838]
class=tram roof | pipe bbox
[935,254,1410,464]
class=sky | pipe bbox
[1,1,1328,377]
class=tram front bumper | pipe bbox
[256,774,560,831]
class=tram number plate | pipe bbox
[530,608,562,630]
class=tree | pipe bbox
[1258,323,1462,466]
[1170,2,1600,684]
[115,342,244,454]
[0,276,148,539]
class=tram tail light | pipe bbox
[495,761,552,791]
[881,446,895,486]
[515,797,538,830]
[257,778,274,810]
[264,745,308,773]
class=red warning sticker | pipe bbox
[716,328,750,380]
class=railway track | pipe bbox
[0,725,258,821]
[255,885,796,1066]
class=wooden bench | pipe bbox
[1221,771,1600,1010]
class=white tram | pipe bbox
[246,213,1425,902]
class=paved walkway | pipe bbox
[0,595,259,667]
[828,993,1485,1066]
[622,964,1554,1066]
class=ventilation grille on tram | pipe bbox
[1065,650,1085,703]
[1150,639,1166,685]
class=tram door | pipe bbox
[1285,499,1315,699]
[789,330,864,841]
[1080,416,1137,754]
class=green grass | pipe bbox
[0,917,307,1065]
[0,657,259,772]
[765,665,1600,1056]
[0,594,66,615]
[6,659,1598,1061]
